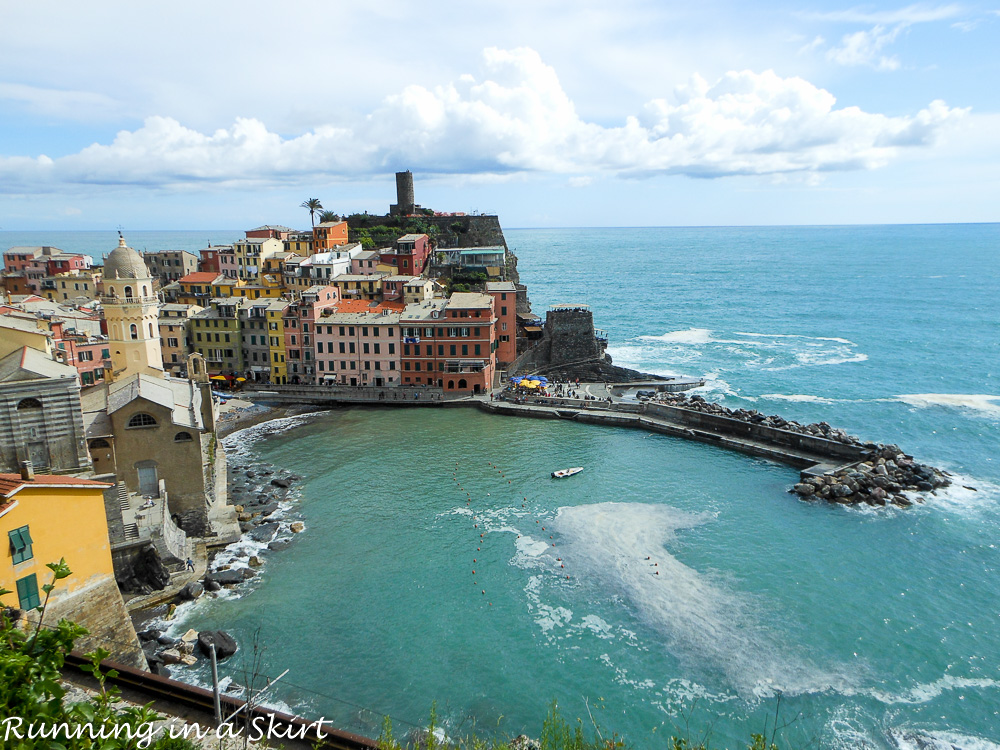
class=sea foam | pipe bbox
[895,394,1000,419]
[550,502,854,697]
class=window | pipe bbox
[174,431,193,442]
[127,413,157,428]
[9,526,33,564]
[475,345,481,355]
[16,574,40,610]
[374,343,381,354]
[17,398,42,410]
[167,338,178,348]
[388,343,395,355]
[129,324,138,340]
[89,438,110,449]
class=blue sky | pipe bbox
[1,0,997,229]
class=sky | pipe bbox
[1,0,998,229]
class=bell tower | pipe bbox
[101,233,164,381]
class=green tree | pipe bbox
[318,210,340,223]
[300,198,323,228]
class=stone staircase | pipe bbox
[118,482,140,541]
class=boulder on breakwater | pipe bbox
[792,444,950,507]
[655,393,951,507]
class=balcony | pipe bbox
[101,295,159,305]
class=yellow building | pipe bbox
[0,315,52,359]
[265,300,289,384]
[1,469,146,668]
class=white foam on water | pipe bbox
[888,728,1000,750]
[221,411,324,456]
[921,474,1000,514]
[575,614,615,640]
[551,502,855,698]
[870,674,1000,705]
[639,328,715,344]
[760,393,838,404]
[524,575,573,634]
[895,394,1000,419]
[515,534,552,559]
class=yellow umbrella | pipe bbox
[236,377,246,382]
[210,375,227,381]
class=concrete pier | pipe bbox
[238,382,867,477]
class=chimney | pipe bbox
[20,460,34,481]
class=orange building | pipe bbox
[312,221,350,252]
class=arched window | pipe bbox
[142,285,148,297]
[458,378,468,390]
[124,285,133,298]
[174,431,193,442]
[126,413,157,428]
[17,398,42,410]
[89,438,110,449]
[448,380,455,389]
[130,324,138,340]
[148,322,154,337]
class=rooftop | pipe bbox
[0,346,77,383]
[0,473,113,499]
[178,272,223,285]
[447,292,492,310]
[486,281,517,292]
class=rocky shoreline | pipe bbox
[135,404,323,674]
[656,392,953,507]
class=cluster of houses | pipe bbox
[2,222,528,396]
[0,204,536,666]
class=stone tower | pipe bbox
[101,234,164,381]
[389,170,418,215]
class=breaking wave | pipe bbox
[895,394,1000,419]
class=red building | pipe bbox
[46,254,90,276]
[199,247,221,274]
[486,281,518,366]
[379,233,431,277]
[399,293,496,393]
[245,225,294,240]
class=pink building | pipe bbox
[350,250,381,275]
[315,299,405,386]
[282,285,340,384]
[379,233,431,277]
[46,254,90,275]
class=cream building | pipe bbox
[101,235,163,381]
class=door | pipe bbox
[138,465,158,496]
[28,442,49,470]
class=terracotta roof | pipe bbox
[178,272,222,284]
[0,474,113,499]
[331,299,405,314]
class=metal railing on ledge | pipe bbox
[242,382,450,404]
[101,295,159,305]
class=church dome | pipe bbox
[104,234,149,279]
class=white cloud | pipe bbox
[0,48,968,192]
[0,82,127,121]
[568,176,594,188]
[802,4,962,24]
[827,25,905,70]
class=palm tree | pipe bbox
[301,198,323,228]
[318,210,340,223]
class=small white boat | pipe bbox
[552,467,584,479]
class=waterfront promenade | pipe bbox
[236,381,865,479]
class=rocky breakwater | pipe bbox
[656,393,952,507]
[792,445,951,508]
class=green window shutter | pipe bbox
[16,574,40,610]
[9,526,32,564]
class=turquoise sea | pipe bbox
[5,226,999,749]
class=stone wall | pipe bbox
[0,376,90,473]
[34,573,147,670]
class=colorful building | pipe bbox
[190,298,247,375]
[281,285,339,384]
[312,220,350,251]
[0,468,145,668]
[399,293,496,393]
[486,281,518,366]
[158,303,202,376]
[315,299,404,386]
[379,233,431,277]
